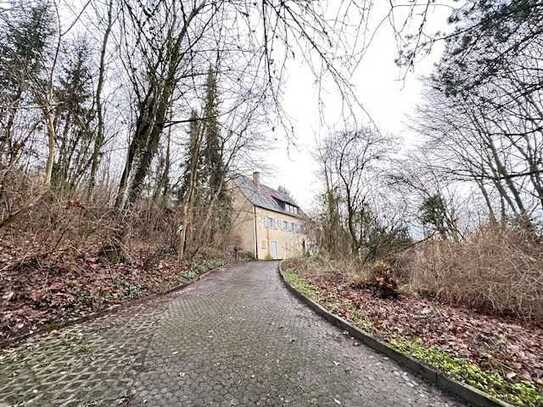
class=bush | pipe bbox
[349,260,399,299]
[405,224,543,320]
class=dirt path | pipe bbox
[0,261,465,406]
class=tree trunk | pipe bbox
[44,110,57,187]
[88,0,114,199]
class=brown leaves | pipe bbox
[0,238,193,342]
[304,270,543,387]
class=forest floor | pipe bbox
[0,233,234,344]
[282,258,543,407]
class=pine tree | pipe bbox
[178,110,204,204]
[201,66,231,233]
[0,1,53,165]
[202,67,225,200]
[53,39,94,190]
[419,194,450,239]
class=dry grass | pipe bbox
[0,168,236,272]
[403,225,543,321]
[287,223,543,322]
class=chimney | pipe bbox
[252,171,261,188]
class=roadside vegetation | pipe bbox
[289,3,543,405]
[0,167,239,341]
[283,258,543,407]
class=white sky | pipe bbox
[259,5,451,210]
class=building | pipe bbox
[230,172,307,260]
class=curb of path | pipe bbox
[1,262,238,349]
[277,262,513,407]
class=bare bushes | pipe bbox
[0,167,237,272]
[404,225,543,321]
[2,171,116,268]
[0,169,238,339]
[293,222,543,321]
[0,169,178,270]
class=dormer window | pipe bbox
[271,196,299,215]
[285,203,298,215]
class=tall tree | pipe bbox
[0,1,53,166]
[115,0,206,210]
[52,38,95,191]
[87,0,116,198]
[178,110,204,204]
[177,110,204,259]
[202,66,224,201]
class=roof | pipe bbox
[233,174,303,218]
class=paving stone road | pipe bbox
[0,261,466,406]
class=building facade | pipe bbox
[230,172,307,260]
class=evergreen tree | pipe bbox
[178,110,205,204]
[201,66,231,234]
[178,67,232,250]
[419,194,451,239]
[53,39,94,189]
[202,66,225,200]
[0,0,53,165]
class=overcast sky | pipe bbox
[259,4,451,210]
[49,0,453,211]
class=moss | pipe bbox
[46,321,63,332]
[190,258,225,278]
[390,338,543,407]
[283,270,319,299]
[284,270,375,332]
[343,303,374,333]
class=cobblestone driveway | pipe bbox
[0,262,465,406]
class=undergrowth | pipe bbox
[390,339,543,407]
[282,262,543,407]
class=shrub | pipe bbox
[350,260,399,299]
[405,224,543,320]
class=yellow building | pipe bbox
[230,172,307,260]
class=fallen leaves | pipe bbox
[293,265,543,392]
[0,236,198,342]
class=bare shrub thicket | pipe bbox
[402,225,543,321]
[0,168,233,271]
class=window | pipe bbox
[283,220,288,231]
[284,204,298,215]
[265,216,273,229]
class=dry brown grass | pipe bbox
[286,222,543,322]
[404,225,543,321]
[0,168,230,271]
